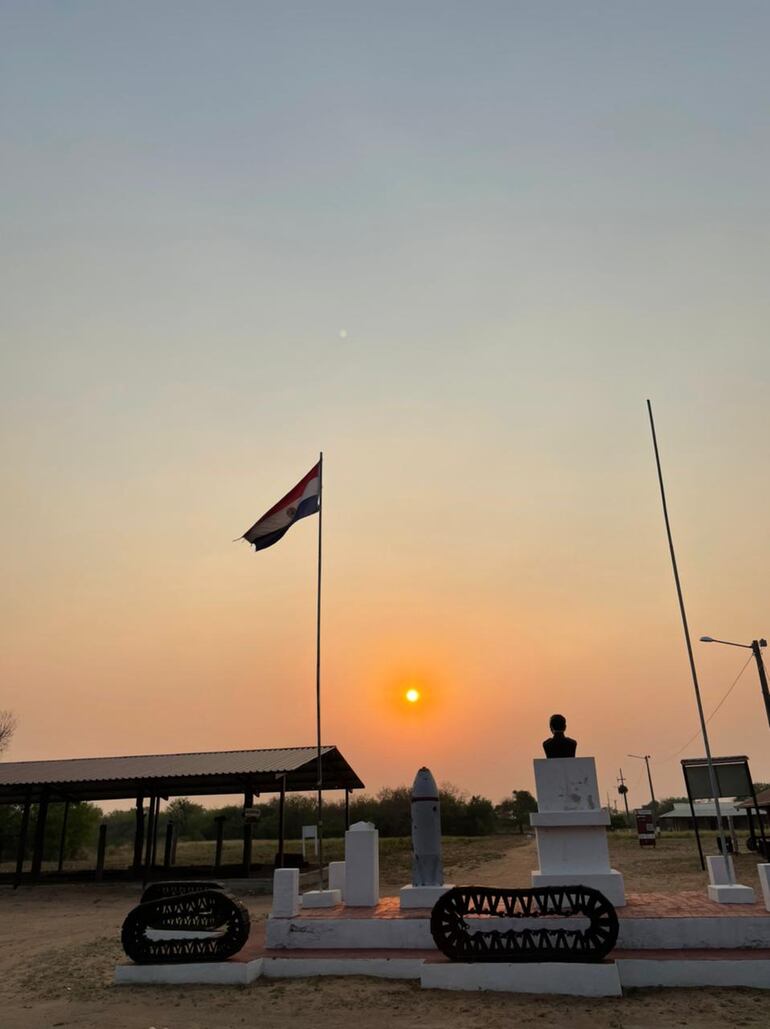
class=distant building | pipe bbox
[659,800,759,832]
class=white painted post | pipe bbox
[272,867,301,917]
[328,860,346,896]
[344,821,379,906]
[756,863,770,911]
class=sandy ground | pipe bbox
[1,837,768,1029]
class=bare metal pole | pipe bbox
[646,400,731,879]
[315,451,324,890]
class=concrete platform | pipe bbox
[266,892,770,952]
[115,891,770,991]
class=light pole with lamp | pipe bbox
[699,636,770,729]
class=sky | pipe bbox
[2,2,769,810]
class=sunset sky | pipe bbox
[2,2,770,809]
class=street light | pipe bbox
[628,753,657,825]
[699,636,770,729]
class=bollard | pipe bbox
[95,824,107,882]
[163,821,174,868]
[214,815,225,871]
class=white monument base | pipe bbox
[530,757,626,907]
[399,884,454,909]
[302,889,342,908]
[531,871,626,908]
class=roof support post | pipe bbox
[57,800,70,873]
[14,794,32,888]
[277,776,286,869]
[132,794,145,876]
[31,788,50,882]
[345,788,351,831]
[150,797,160,869]
[95,823,107,882]
[242,791,253,877]
[213,815,225,872]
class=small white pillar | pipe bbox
[301,888,342,908]
[757,863,770,911]
[328,860,346,896]
[706,854,756,904]
[344,821,379,906]
[271,867,300,917]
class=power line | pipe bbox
[662,653,755,761]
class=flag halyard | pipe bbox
[240,461,320,551]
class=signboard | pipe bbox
[635,810,656,848]
[681,756,752,800]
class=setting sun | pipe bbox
[405,688,421,704]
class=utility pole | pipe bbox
[751,639,770,729]
[629,753,657,826]
[617,768,631,824]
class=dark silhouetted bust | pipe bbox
[543,713,577,759]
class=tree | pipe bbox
[497,790,538,833]
[0,710,16,755]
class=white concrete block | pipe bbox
[399,884,454,909]
[420,960,622,996]
[707,883,756,904]
[531,871,626,907]
[707,854,734,886]
[328,860,346,895]
[301,889,342,908]
[531,810,610,827]
[272,867,300,917]
[344,822,380,906]
[616,957,770,990]
[114,958,263,985]
[758,863,770,912]
[265,912,435,950]
[533,757,602,813]
[263,956,424,980]
[618,914,770,950]
[535,825,613,872]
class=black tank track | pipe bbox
[121,881,251,964]
[430,884,618,963]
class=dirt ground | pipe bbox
[1,835,768,1029]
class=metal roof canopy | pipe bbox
[0,746,364,804]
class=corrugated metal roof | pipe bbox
[0,746,335,787]
[736,787,770,809]
[659,801,753,819]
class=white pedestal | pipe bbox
[399,884,454,909]
[302,889,342,908]
[530,757,625,907]
[758,864,770,912]
[706,855,756,904]
[272,868,300,917]
[328,861,346,896]
[344,821,380,906]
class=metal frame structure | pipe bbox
[681,755,766,870]
[0,746,363,885]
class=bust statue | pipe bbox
[543,713,577,758]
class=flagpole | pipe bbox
[646,400,732,880]
[315,451,324,890]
